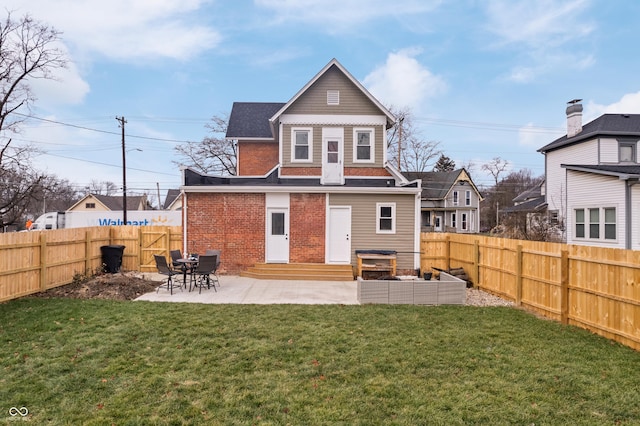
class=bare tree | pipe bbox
[174,114,237,176]
[481,157,509,186]
[387,107,441,172]
[87,180,118,196]
[0,11,66,229]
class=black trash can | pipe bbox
[101,245,125,273]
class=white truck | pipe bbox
[30,210,182,230]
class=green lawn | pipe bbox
[1,299,639,425]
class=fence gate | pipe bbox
[139,226,182,272]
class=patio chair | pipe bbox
[154,255,182,295]
[191,254,218,294]
[169,250,183,268]
[205,249,221,285]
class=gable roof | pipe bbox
[67,194,147,211]
[539,114,640,153]
[226,102,286,140]
[501,196,547,213]
[163,189,181,209]
[403,168,480,200]
[512,180,544,203]
[269,58,396,129]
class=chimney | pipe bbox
[566,99,583,138]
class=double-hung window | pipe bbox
[461,213,468,231]
[376,203,396,234]
[604,208,616,239]
[575,209,585,238]
[589,208,600,239]
[292,128,312,162]
[353,128,374,163]
[452,191,459,206]
[451,213,456,228]
[574,207,616,240]
[465,190,471,206]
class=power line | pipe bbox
[14,112,201,144]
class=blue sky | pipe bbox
[7,0,640,207]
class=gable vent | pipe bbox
[327,90,340,105]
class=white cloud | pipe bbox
[5,0,221,61]
[363,49,447,111]
[484,0,595,83]
[485,0,593,47]
[256,0,442,33]
[586,91,640,121]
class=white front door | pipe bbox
[327,206,351,263]
[435,214,443,232]
[266,208,289,263]
[322,134,343,184]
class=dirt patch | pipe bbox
[30,271,162,301]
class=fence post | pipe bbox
[515,244,523,306]
[40,233,47,292]
[445,234,450,271]
[560,249,569,325]
[85,230,92,275]
[473,239,480,288]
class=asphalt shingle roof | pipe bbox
[539,114,640,153]
[226,102,286,139]
[403,169,462,199]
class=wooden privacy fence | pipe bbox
[0,226,182,302]
[421,233,640,351]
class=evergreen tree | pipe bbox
[433,154,456,172]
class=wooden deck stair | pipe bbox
[241,263,355,281]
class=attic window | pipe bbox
[86,203,95,209]
[327,90,339,105]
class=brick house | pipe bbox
[181,59,422,276]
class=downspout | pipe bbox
[182,190,188,255]
[625,179,639,250]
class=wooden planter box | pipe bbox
[357,272,466,305]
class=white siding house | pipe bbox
[538,101,640,249]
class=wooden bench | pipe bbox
[357,252,397,278]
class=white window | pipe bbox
[327,90,340,105]
[589,208,599,239]
[575,209,585,238]
[465,190,471,206]
[453,191,459,206]
[461,213,468,231]
[291,128,312,162]
[619,140,637,163]
[451,212,456,228]
[574,207,616,240]
[353,128,374,163]
[604,208,616,240]
[376,203,396,234]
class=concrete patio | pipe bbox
[135,273,358,305]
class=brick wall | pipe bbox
[345,167,392,177]
[186,192,265,274]
[238,141,278,176]
[290,193,325,263]
[280,167,321,176]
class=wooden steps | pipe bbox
[241,263,355,281]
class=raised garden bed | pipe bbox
[357,271,466,305]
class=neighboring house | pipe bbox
[500,181,556,239]
[180,58,422,275]
[403,169,482,233]
[538,100,640,249]
[163,189,182,210]
[67,194,149,212]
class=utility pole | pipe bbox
[156,182,162,210]
[116,116,128,225]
